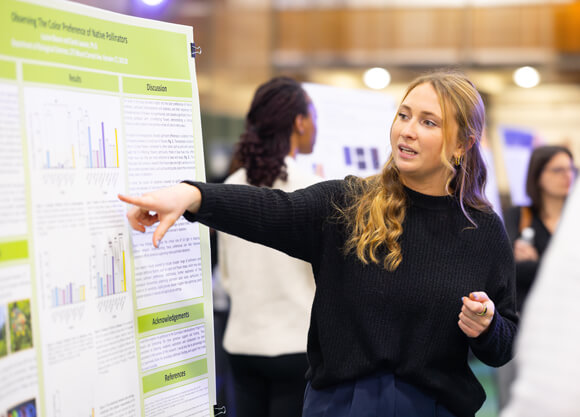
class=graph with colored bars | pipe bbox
[92,232,127,298]
[344,146,381,171]
[37,247,88,309]
[52,282,86,307]
[86,121,119,169]
[25,87,122,170]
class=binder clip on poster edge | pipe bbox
[191,43,202,58]
[213,405,226,416]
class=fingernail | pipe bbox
[471,293,477,300]
[154,239,159,247]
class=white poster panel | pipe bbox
[296,83,396,180]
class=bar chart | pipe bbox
[84,122,120,169]
[51,282,86,307]
[25,87,122,171]
[38,247,89,314]
[91,232,127,299]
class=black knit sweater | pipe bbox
[183,179,518,417]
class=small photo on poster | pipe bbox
[8,299,33,352]
[6,398,36,417]
[0,306,7,357]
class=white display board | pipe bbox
[0,1,215,416]
[296,83,397,179]
[500,126,535,207]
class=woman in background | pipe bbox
[504,145,576,313]
[498,145,576,409]
[218,76,320,417]
[120,70,517,417]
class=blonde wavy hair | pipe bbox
[340,71,492,271]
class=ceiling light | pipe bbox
[513,66,540,88]
[363,68,391,90]
[141,0,164,6]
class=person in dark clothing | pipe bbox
[119,70,518,417]
[503,145,576,312]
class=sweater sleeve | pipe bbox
[181,179,344,264]
[469,214,519,367]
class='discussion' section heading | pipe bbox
[1,0,191,80]
[123,77,193,98]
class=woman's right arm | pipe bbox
[120,179,344,263]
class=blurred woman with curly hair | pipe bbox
[219,76,320,417]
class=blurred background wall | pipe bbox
[75,0,580,206]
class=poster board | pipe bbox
[499,126,535,207]
[0,1,215,416]
[296,83,396,179]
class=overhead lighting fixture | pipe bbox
[141,0,164,6]
[363,67,391,90]
[513,66,540,88]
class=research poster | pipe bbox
[0,1,215,416]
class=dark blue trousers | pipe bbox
[303,371,457,417]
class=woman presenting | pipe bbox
[120,70,517,417]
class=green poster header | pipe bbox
[0,240,29,263]
[0,60,16,79]
[142,359,208,393]
[137,304,204,333]
[123,76,193,98]
[0,0,191,80]
[23,63,118,92]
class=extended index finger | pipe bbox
[118,193,156,211]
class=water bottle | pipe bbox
[520,227,535,245]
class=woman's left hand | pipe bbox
[458,292,495,338]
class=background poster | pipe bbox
[0,1,215,416]
[296,83,396,180]
[500,126,536,207]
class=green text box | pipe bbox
[0,60,16,79]
[142,359,207,393]
[0,241,29,263]
[137,304,203,333]
[23,63,118,92]
[1,0,191,79]
[123,77,192,98]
